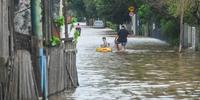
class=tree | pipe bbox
[179,0,184,52]
[69,0,132,25]
[144,0,200,50]
[138,3,153,35]
[95,0,131,24]
[83,0,98,19]
[162,0,200,52]
[68,0,86,17]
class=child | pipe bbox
[114,36,120,51]
[100,37,110,47]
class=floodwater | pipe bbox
[51,26,200,100]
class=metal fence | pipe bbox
[183,24,199,50]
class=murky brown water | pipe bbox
[50,27,200,100]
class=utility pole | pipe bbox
[179,0,184,52]
[131,14,136,36]
[129,0,136,36]
[31,0,47,99]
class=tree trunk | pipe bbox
[179,0,184,52]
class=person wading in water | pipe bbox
[115,25,130,51]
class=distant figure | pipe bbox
[76,23,81,36]
[100,37,110,47]
[115,25,130,51]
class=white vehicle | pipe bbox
[93,20,104,28]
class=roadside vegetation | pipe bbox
[68,0,200,48]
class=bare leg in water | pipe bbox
[115,43,120,51]
[121,42,127,51]
[115,36,121,51]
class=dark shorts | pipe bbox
[120,42,127,46]
[115,40,127,46]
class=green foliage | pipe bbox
[136,1,181,45]
[68,0,199,46]
[83,0,98,18]
[161,0,200,46]
[138,4,153,24]
[73,30,80,43]
[67,0,72,2]
[50,36,61,46]
[165,0,180,17]
[160,19,176,34]
[106,21,117,31]
[163,0,200,26]
[70,24,74,32]
[69,0,131,24]
[95,0,131,24]
[54,16,65,27]
[184,1,200,26]
[68,0,86,17]
[160,19,179,46]
[71,17,78,24]
[68,0,98,18]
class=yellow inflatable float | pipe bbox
[96,47,112,52]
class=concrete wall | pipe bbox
[0,0,10,59]
[14,0,31,34]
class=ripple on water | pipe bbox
[51,28,200,100]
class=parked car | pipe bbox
[93,20,104,28]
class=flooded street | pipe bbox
[53,27,200,100]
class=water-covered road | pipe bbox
[51,26,200,100]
